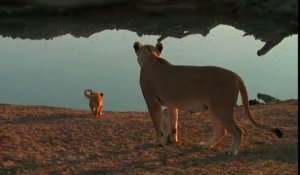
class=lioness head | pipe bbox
[133,42,163,67]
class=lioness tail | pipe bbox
[237,77,283,138]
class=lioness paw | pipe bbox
[154,136,167,146]
[198,142,210,149]
[167,134,178,144]
[224,149,239,156]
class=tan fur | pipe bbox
[84,89,104,117]
[133,42,282,155]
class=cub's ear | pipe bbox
[100,93,104,97]
[156,43,163,52]
[134,42,142,51]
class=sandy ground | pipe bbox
[0,100,298,174]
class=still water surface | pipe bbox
[0,25,297,111]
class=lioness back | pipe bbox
[141,63,240,108]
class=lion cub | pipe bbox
[84,89,104,117]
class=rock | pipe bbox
[249,99,260,105]
[257,93,281,103]
[0,0,297,57]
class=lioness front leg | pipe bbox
[147,102,166,146]
[167,107,179,143]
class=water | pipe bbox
[0,25,297,111]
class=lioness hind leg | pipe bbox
[147,102,166,146]
[223,119,243,156]
[167,107,179,143]
[200,117,227,149]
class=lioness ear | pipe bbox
[134,42,142,51]
[100,93,104,97]
[156,43,163,52]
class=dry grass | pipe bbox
[0,100,298,174]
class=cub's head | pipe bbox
[133,41,163,67]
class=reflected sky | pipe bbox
[0,25,297,111]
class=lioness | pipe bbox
[133,41,282,155]
[84,89,104,117]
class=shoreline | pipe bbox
[0,98,297,112]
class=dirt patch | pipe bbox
[0,101,298,174]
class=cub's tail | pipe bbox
[84,89,93,99]
[237,77,283,138]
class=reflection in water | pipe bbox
[0,25,297,111]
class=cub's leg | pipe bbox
[199,116,227,149]
[89,102,96,116]
[167,107,179,143]
[147,102,166,146]
[97,106,103,116]
[92,107,98,116]
[100,106,104,115]
[90,107,96,116]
